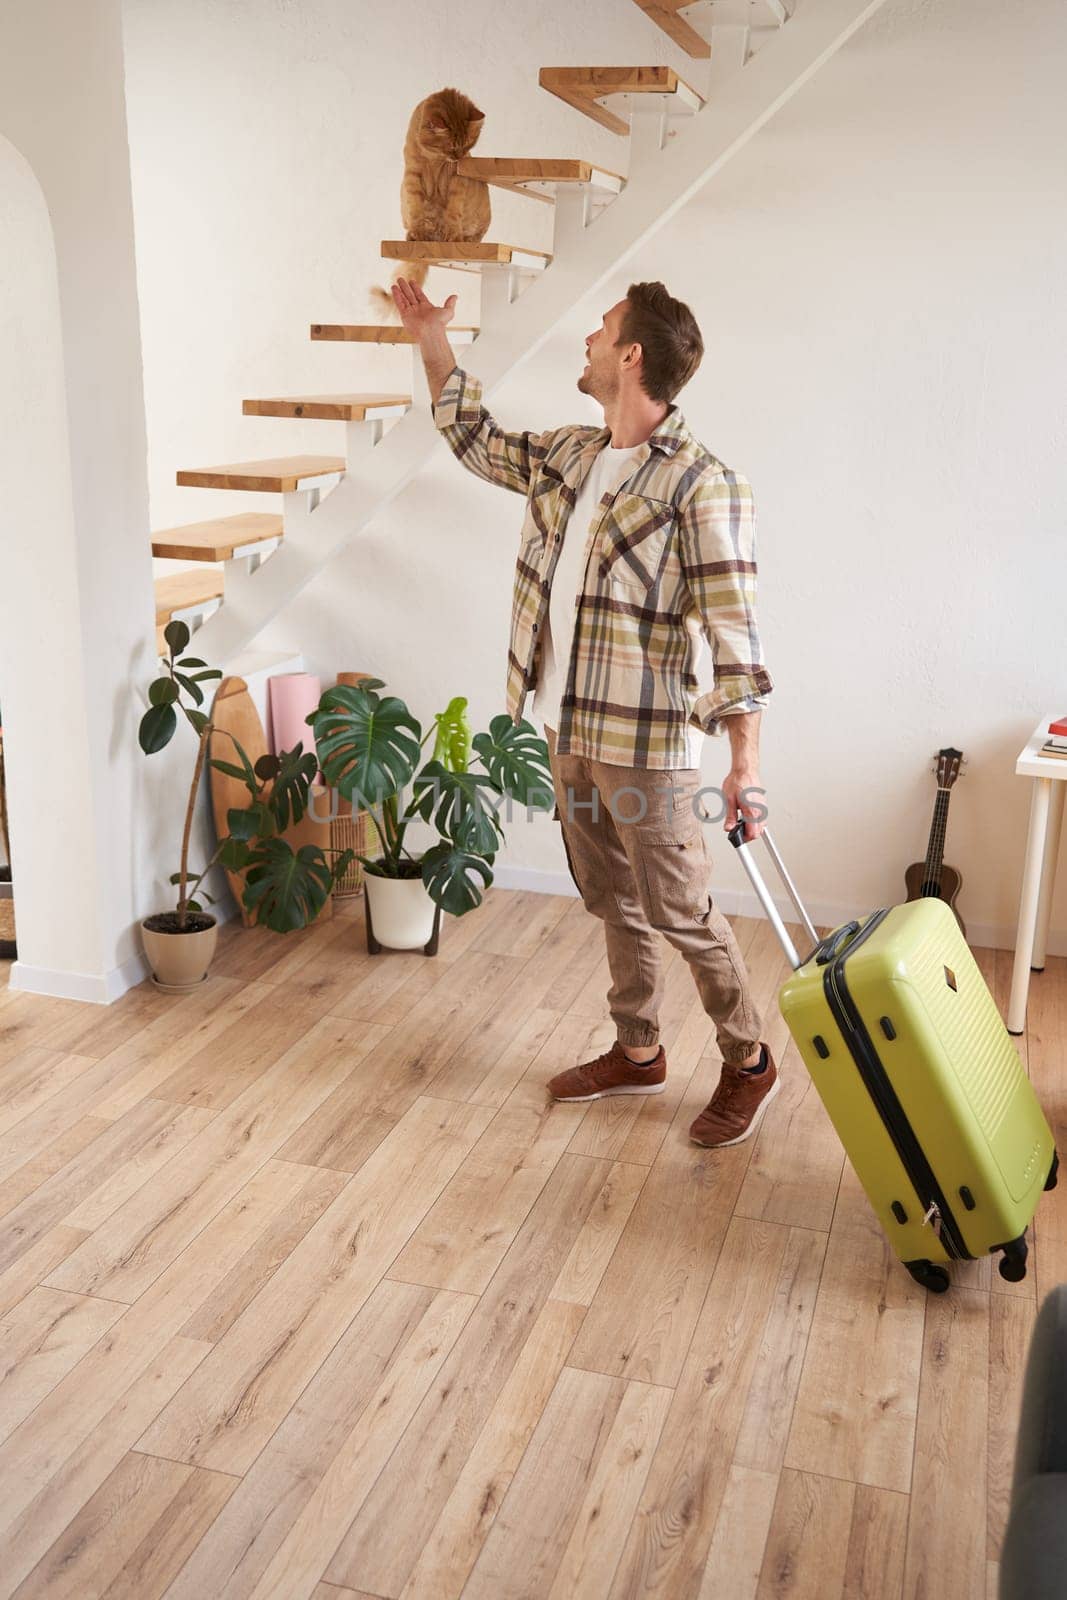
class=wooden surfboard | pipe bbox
[209,676,332,927]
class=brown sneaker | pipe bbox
[547,1040,666,1102]
[689,1046,780,1147]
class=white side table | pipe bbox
[1007,714,1067,1034]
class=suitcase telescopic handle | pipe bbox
[812,921,862,965]
[727,820,820,971]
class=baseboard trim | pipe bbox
[492,865,584,901]
[489,863,1065,957]
[8,951,150,1006]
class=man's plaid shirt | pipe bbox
[432,363,773,770]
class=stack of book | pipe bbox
[1040,715,1067,761]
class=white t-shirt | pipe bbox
[536,440,704,768]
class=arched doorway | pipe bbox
[0,136,111,992]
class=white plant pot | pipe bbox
[364,870,439,951]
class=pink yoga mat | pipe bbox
[268,673,322,777]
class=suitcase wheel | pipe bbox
[998,1236,1029,1283]
[904,1260,951,1294]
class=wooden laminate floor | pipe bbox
[0,887,1062,1599]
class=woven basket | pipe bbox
[331,804,389,898]
[0,886,14,944]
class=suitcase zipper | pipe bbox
[821,911,970,1261]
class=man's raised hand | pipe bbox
[390,278,458,340]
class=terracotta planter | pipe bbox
[141,912,218,991]
[363,870,442,955]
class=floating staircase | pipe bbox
[151,0,891,665]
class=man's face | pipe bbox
[578,299,632,404]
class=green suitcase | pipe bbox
[729,825,1058,1293]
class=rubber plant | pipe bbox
[138,621,354,933]
[307,677,553,916]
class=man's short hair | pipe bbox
[616,281,704,403]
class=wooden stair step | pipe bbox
[243,394,410,421]
[380,240,551,274]
[310,324,479,344]
[630,0,711,56]
[176,456,345,492]
[152,513,283,563]
[538,66,705,136]
[456,156,624,204]
[155,569,225,633]
[632,0,788,54]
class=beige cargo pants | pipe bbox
[545,725,763,1064]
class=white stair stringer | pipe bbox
[192,0,891,669]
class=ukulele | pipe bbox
[904,747,966,937]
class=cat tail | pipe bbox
[369,258,431,321]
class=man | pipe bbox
[391,275,778,1148]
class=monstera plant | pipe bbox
[307,678,553,924]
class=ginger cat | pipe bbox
[370,87,491,320]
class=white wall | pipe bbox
[0,0,160,1001]
[123,0,1067,950]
